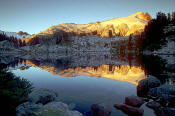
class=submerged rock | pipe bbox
[146,101,161,110]
[137,75,161,97]
[114,104,144,116]
[125,95,144,107]
[91,104,111,116]
[28,88,59,105]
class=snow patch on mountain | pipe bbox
[0,30,30,39]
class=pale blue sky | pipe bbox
[0,0,175,34]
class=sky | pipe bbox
[0,0,175,34]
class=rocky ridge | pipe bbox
[24,12,152,43]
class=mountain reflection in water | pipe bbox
[21,60,146,85]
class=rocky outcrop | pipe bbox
[137,75,161,97]
[17,31,30,36]
[102,11,151,36]
[126,24,144,35]
[16,88,82,116]
[21,35,115,52]
[115,23,129,36]
[148,84,175,106]
[134,12,152,21]
[100,24,116,37]
[136,75,175,116]
[146,101,175,116]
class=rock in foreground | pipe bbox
[148,84,175,106]
[16,102,43,116]
[28,88,59,105]
[114,104,144,116]
[37,102,82,116]
[17,101,82,116]
[91,104,111,116]
[137,75,161,97]
[16,88,83,116]
[146,101,161,110]
[125,95,144,107]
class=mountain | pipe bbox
[0,30,30,39]
[0,12,152,53]
[24,12,152,43]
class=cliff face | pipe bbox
[24,12,152,43]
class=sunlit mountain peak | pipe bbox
[23,12,152,43]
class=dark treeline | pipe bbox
[0,33,26,47]
[136,11,175,51]
[0,63,32,116]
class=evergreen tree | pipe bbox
[140,12,168,51]
[168,13,171,22]
[19,39,23,47]
[172,12,175,24]
[22,41,26,46]
[128,34,133,50]
[56,36,62,44]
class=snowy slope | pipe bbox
[0,30,30,39]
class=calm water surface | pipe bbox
[4,53,149,116]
